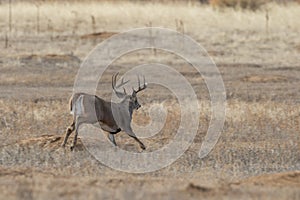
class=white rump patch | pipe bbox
[74,95,85,116]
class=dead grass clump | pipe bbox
[241,74,289,83]
[80,32,117,40]
[210,0,267,10]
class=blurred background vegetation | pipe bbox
[1,0,300,10]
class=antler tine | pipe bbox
[116,77,129,88]
[114,72,119,87]
[112,72,130,98]
[112,72,129,89]
[112,73,115,89]
[137,75,141,90]
[134,74,147,93]
[112,72,118,90]
[143,75,146,87]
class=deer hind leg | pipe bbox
[70,116,83,151]
[61,121,75,147]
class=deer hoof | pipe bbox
[140,144,146,150]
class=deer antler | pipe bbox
[133,75,147,94]
[112,72,129,98]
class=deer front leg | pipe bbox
[131,135,146,150]
[61,121,75,147]
[125,128,146,150]
[70,117,82,151]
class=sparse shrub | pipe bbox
[209,0,267,10]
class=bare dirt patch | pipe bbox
[241,74,290,83]
[234,171,300,187]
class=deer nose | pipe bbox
[137,104,141,109]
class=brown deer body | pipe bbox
[62,73,147,151]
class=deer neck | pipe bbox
[121,97,134,117]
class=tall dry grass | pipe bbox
[0,1,300,36]
[0,95,299,177]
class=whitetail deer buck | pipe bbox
[61,73,147,151]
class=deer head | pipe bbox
[131,75,147,110]
[112,73,147,110]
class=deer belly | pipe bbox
[99,122,119,133]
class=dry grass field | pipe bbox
[0,1,300,199]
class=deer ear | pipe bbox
[132,87,136,96]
